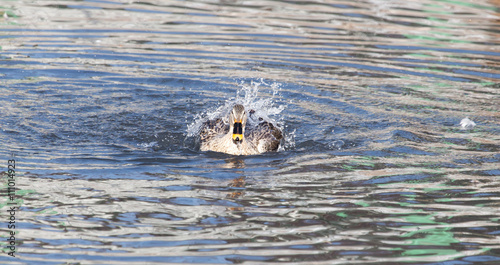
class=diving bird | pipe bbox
[200,104,283,155]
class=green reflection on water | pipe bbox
[408,53,433,58]
[355,201,370,207]
[16,188,36,196]
[401,226,459,257]
[403,226,459,246]
[435,82,452,87]
[0,7,21,26]
[403,248,457,257]
[395,205,462,259]
[405,34,472,45]
[337,212,348,218]
[434,0,497,11]
[403,213,438,225]
[387,185,471,260]
[427,16,449,22]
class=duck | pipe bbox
[200,104,283,155]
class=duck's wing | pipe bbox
[247,121,283,152]
[200,118,228,142]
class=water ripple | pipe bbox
[1,0,499,264]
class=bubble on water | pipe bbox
[186,79,292,151]
[460,117,476,130]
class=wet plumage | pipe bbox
[200,104,283,155]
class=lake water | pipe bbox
[1,0,499,264]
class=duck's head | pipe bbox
[229,104,247,143]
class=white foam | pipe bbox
[460,117,476,130]
[137,141,158,148]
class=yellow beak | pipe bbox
[232,134,243,141]
[232,121,243,142]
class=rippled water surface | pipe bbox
[1,0,499,264]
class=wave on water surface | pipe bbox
[1,0,499,263]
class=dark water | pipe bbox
[1,0,499,264]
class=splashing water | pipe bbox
[185,79,291,152]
